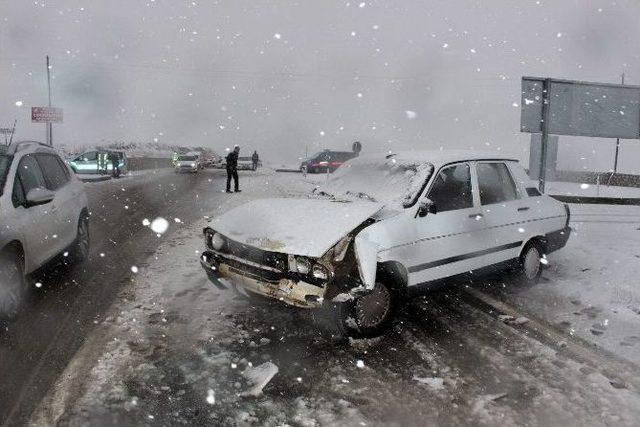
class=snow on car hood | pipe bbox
[211,198,384,257]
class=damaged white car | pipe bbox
[200,150,571,337]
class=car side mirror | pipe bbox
[25,188,55,207]
[416,198,437,218]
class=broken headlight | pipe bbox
[295,257,312,274]
[312,264,329,280]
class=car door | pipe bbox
[403,162,489,285]
[36,153,77,250]
[475,161,526,264]
[74,151,98,173]
[13,155,60,267]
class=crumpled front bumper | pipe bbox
[199,250,325,308]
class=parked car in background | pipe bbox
[200,150,570,337]
[237,156,258,171]
[174,152,202,173]
[0,141,90,318]
[300,149,358,173]
[68,150,128,175]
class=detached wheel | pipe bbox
[516,242,543,284]
[314,282,395,339]
[0,249,26,319]
[68,215,90,264]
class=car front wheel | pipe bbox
[0,249,26,319]
[314,281,395,339]
[68,215,90,264]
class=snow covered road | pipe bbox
[20,171,640,426]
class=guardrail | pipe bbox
[127,157,173,171]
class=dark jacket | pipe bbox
[226,151,238,171]
[252,152,259,162]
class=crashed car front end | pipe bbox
[199,227,362,308]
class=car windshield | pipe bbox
[317,154,434,208]
[0,154,11,195]
[178,155,197,161]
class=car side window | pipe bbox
[81,151,98,161]
[12,176,26,207]
[36,154,70,191]
[427,163,473,212]
[17,155,48,195]
[477,162,519,205]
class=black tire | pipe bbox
[515,241,543,285]
[68,215,90,264]
[313,282,395,339]
[0,249,26,320]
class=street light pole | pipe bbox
[46,55,53,146]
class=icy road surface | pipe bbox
[20,170,640,426]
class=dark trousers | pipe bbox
[226,168,239,191]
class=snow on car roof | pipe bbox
[384,149,518,168]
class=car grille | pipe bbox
[224,238,289,271]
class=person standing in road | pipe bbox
[252,150,259,171]
[110,152,120,178]
[226,145,240,193]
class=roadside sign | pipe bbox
[31,106,63,123]
[521,77,640,139]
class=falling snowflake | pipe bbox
[206,389,215,405]
[131,266,139,273]
[356,360,365,368]
[150,217,170,235]
[273,33,281,39]
[405,110,417,119]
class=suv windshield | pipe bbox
[318,155,434,208]
[178,155,197,161]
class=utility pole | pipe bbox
[46,55,53,146]
[613,72,625,174]
[9,119,16,145]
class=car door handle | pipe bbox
[517,207,530,212]
[468,213,483,219]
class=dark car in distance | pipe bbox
[300,150,358,174]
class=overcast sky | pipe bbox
[2,0,640,166]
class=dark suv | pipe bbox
[300,150,358,174]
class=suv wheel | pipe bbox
[0,249,26,319]
[314,282,395,339]
[68,215,90,264]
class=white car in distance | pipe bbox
[200,150,571,337]
[174,152,202,173]
[0,141,90,318]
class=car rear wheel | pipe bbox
[0,249,26,319]
[68,215,90,264]
[314,282,395,339]
[516,242,543,284]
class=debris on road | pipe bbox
[239,361,279,397]
[412,376,445,390]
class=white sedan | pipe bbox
[200,150,571,337]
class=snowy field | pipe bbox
[30,169,640,426]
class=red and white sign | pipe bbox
[31,106,63,123]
